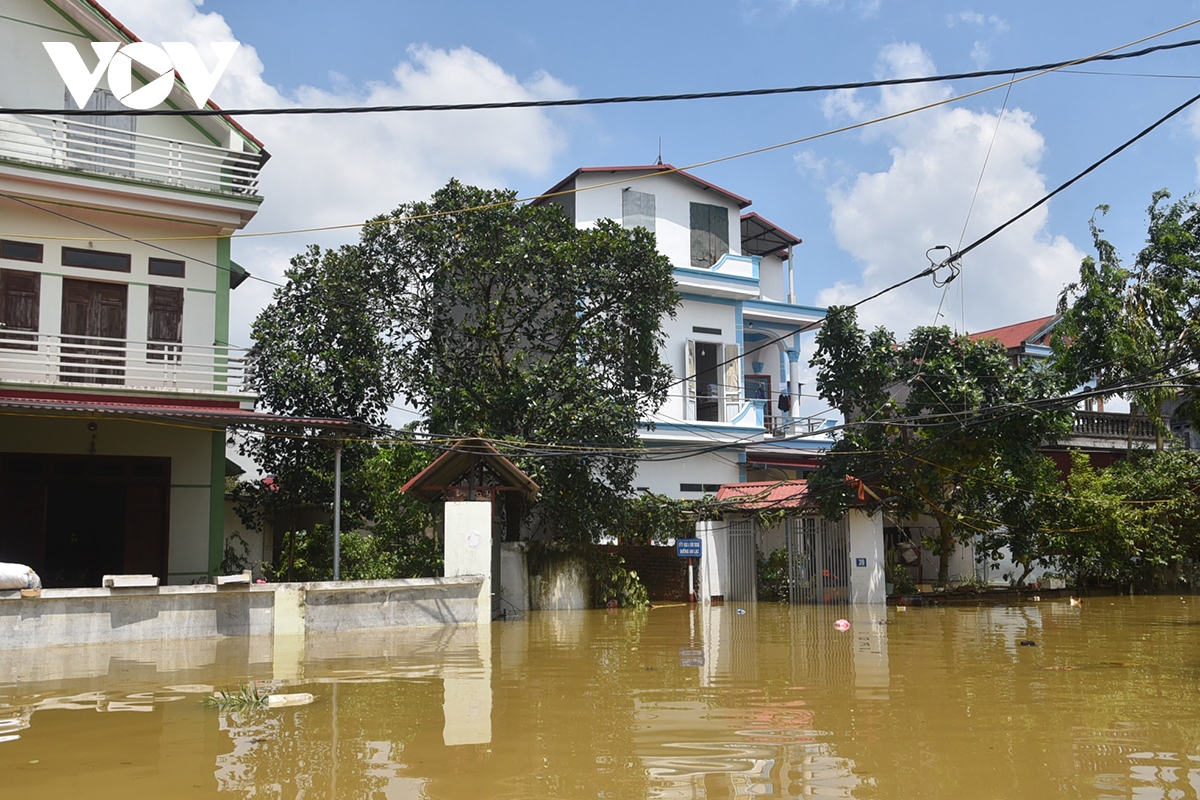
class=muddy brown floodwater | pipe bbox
[1,596,1198,799]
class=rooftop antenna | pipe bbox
[656,137,663,166]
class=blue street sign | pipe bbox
[676,538,702,558]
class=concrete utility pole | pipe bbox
[333,442,342,580]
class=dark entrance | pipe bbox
[0,453,170,587]
[61,278,128,384]
[695,340,720,422]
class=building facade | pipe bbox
[0,0,269,586]
[538,165,834,499]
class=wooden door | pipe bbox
[61,278,127,384]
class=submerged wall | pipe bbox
[0,576,487,651]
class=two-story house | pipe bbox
[537,165,834,499]
[0,0,342,587]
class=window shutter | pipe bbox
[622,189,655,232]
[0,269,40,350]
[148,286,183,343]
[1,269,40,331]
[690,203,731,268]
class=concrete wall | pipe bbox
[0,577,488,650]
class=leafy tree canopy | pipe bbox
[359,179,679,541]
[808,307,1072,584]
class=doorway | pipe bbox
[0,453,170,587]
[61,278,127,385]
[695,340,720,422]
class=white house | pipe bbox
[537,165,835,499]
[0,0,354,587]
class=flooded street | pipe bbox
[1,596,1198,799]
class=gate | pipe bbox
[788,515,851,605]
[726,519,757,602]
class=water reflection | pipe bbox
[0,598,1197,798]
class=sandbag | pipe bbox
[0,562,41,590]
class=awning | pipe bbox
[740,212,802,257]
[0,392,374,434]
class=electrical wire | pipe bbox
[4,28,1197,118]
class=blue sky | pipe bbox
[102,0,1200,349]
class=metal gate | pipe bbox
[727,519,757,603]
[788,515,851,605]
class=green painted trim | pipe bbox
[1,11,81,36]
[186,287,218,295]
[39,0,94,39]
[39,0,257,151]
[215,237,231,345]
[208,431,225,578]
[0,157,264,205]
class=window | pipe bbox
[0,269,40,350]
[62,247,131,273]
[690,202,729,268]
[0,240,44,263]
[148,257,185,278]
[147,285,183,361]
[680,483,722,493]
[621,189,655,232]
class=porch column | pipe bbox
[696,519,729,603]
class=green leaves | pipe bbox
[810,309,1072,585]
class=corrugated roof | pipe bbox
[740,212,802,257]
[401,438,540,503]
[0,393,370,432]
[970,315,1058,350]
[715,479,814,510]
[537,165,752,209]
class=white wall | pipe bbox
[443,501,492,624]
[848,510,885,605]
[570,170,744,267]
[632,449,741,498]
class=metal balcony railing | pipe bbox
[0,113,261,196]
[0,330,250,394]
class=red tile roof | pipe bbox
[715,479,814,510]
[970,315,1057,349]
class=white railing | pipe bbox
[0,330,250,394]
[0,113,260,196]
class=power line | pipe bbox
[4,31,1198,118]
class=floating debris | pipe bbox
[1019,640,1037,647]
[267,693,314,709]
[834,619,851,631]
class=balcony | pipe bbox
[0,330,250,396]
[0,113,261,197]
[1070,410,1159,443]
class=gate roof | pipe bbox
[715,480,814,511]
[400,438,540,503]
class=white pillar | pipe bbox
[696,519,729,603]
[848,510,885,604]
[444,501,493,624]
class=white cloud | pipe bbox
[100,0,574,346]
[946,10,1008,33]
[815,43,1084,335]
[970,40,990,67]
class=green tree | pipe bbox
[358,179,679,542]
[1056,191,1200,448]
[809,307,1073,585]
